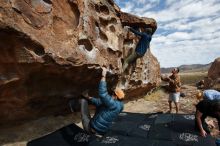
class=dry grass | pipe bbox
[144,88,167,102]
[179,72,207,85]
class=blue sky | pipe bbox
[115,0,220,67]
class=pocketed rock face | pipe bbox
[0,0,160,125]
[206,57,220,90]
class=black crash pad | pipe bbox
[27,112,216,146]
[27,123,94,146]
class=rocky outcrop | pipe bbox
[0,0,160,125]
[205,57,220,90]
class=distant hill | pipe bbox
[161,63,212,73]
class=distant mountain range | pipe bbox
[161,63,212,73]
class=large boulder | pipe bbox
[0,0,160,125]
[205,57,220,90]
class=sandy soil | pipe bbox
[0,85,218,146]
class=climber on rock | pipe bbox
[122,26,153,72]
[80,66,125,135]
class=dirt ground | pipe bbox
[0,85,218,146]
[124,85,198,114]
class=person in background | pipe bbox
[196,79,205,89]
[80,67,124,135]
[196,89,220,101]
[161,68,181,113]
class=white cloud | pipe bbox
[120,0,160,14]
[117,0,220,67]
[133,0,160,5]
[121,2,135,13]
[135,0,146,5]
[115,0,119,4]
[167,32,191,40]
[133,4,152,14]
[143,0,220,23]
